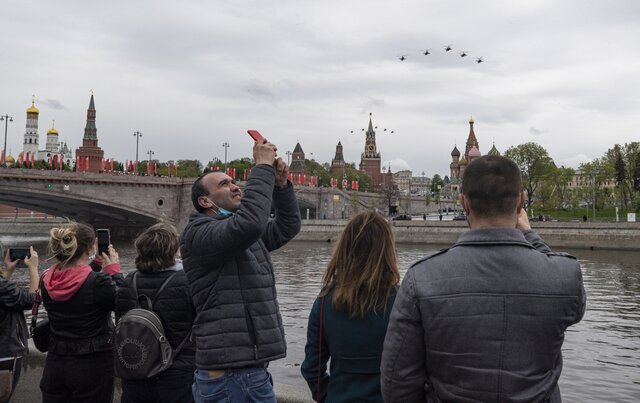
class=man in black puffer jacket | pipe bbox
[181,136,301,403]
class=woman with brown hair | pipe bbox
[115,222,195,403]
[39,222,122,403]
[301,209,400,403]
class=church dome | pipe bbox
[26,101,39,114]
[47,125,59,136]
[451,145,460,157]
[5,154,15,165]
[468,146,481,158]
[488,144,500,156]
[459,158,468,166]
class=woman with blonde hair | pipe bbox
[301,209,400,402]
[115,222,195,403]
[39,222,122,403]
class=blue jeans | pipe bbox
[192,367,276,403]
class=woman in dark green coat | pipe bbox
[301,210,400,403]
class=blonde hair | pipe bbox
[49,222,95,267]
[134,222,180,273]
[320,209,400,318]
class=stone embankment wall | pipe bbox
[2,218,639,251]
[295,219,640,251]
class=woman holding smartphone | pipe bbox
[39,223,122,403]
[301,210,400,403]
[0,246,38,403]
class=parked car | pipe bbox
[452,212,467,221]
[392,214,412,221]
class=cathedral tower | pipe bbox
[22,96,40,156]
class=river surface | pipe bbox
[2,235,639,402]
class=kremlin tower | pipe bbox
[289,141,307,174]
[75,93,104,173]
[330,141,345,175]
[359,114,382,190]
[22,96,40,156]
[45,120,60,154]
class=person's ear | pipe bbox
[198,196,212,210]
[516,191,525,213]
[460,194,469,214]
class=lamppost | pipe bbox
[1,114,13,167]
[147,149,155,161]
[147,150,155,175]
[133,131,142,173]
[285,150,292,165]
[222,142,230,171]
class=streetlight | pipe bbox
[222,142,230,171]
[285,150,292,165]
[133,131,142,173]
[1,114,13,167]
[147,150,155,175]
[147,149,155,161]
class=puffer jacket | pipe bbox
[180,164,301,370]
[115,264,196,372]
[0,277,35,357]
[381,228,586,403]
[42,269,122,355]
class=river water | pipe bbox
[3,235,639,401]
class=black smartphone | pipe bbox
[97,229,110,256]
[9,248,30,261]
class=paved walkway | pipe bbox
[13,340,313,403]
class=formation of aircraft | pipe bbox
[396,44,485,64]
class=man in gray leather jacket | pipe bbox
[381,155,586,403]
[181,137,301,403]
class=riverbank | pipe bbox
[296,219,640,251]
[2,217,639,250]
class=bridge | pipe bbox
[0,169,442,236]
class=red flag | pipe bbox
[288,172,294,182]
[331,178,337,188]
[0,150,4,165]
[352,180,358,190]
[302,174,306,185]
[101,158,105,172]
[54,155,59,170]
[110,158,114,172]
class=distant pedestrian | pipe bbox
[423,213,426,221]
[439,213,443,221]
[301,210,399,403]
[583,214,587,222]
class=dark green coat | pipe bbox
[301,288,396,403]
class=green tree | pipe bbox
[177,159,203,178]
[431,174,444,194]
[504,142,554,208]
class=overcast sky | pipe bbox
[1,0,639,177]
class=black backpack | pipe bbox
[114,271,192,380]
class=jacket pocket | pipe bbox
[340,355,381,374]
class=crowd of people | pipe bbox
[0,144,586,403]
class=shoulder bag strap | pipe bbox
[316,296,325,402]
[29,270,48,337]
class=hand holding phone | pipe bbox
[247,130,264,142]
[9,248,31,262]
[97,229,111,256]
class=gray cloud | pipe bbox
[529,126,549,136]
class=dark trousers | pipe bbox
[121,368,194,403]
[0,357,22,403]
[40,350,114,403]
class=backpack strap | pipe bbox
[131,270,179,311]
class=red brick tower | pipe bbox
[75,93,104,173]
[359,114,382,190]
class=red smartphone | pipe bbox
[247,130,263,141]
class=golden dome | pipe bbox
[47,121,58,135]
[26,100,39,114]
[459,158,469,166]
[5,154,15,164]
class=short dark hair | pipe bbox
[462,155,522,218]
[134,223,179,272]
[191,172,215,213]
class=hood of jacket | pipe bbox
[43,264,93,302]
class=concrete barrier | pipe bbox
[12,340,313,403]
